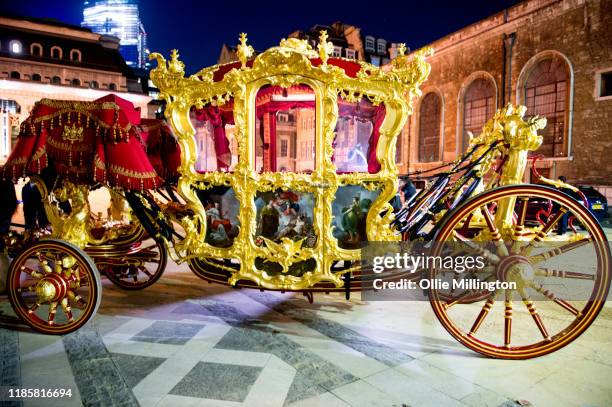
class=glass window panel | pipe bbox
[254,85,315,173]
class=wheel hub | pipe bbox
[496,255,533,287]
[35,274,68,303]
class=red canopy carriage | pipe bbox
[2,94,162,191]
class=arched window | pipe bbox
[31,73,42,81]
[30,43,43,56]
[9,40,22,54]
[108,83,117,90]
[523,56,569,157]
[71,78,81,87]
[462,77,495,152]
[70,49,81,62]
[51,46,62,59]
[51,76,62,85]
[418,92,442,162]
[9,71,20,79]
[89,80,99,89]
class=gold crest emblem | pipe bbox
[62,124,84,142]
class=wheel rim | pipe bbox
[8,240,101,335]
[101,238,167,290]
[430,185,611,359]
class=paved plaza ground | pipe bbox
[1,239,612,406]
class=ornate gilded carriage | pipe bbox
[2,32,609,360]
[150,34,431,291]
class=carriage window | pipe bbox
[191,102,237,172]
[254,85,315,173]
[334,97,386,173]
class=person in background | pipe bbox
[0,179,18,235]
[555,175,579,235]
[400,177,417,205]
[22,181,49,231]
[0,178,17,294]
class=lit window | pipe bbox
[463,77,496,153]
[10,40,22,54]
[365,36,375,52]
[51,46,62,59]
[524,57,569,157]
[371,56,380,67]
[596,70,612,99]
[70,49,82,62]
[280,139,288,157]
[377,39,387,54]
[418,92,442,162]
[332,46,342,58]
[30,43,43,56]
[345,49,356,59]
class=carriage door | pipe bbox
[251,84,322,280]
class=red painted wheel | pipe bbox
[430,184,611,359]
[99,237,167,290]
[8,239,102,335]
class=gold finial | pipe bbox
[397,43,407,57]
[317,30,334,65]
[168,49,185,75]
[237,32,254,68]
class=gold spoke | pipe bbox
[468,297,495,336]
[452,231,500,264]
[28,303,41,314]
[48,301,58,326]
[480,205,509,257]
[60,298,74,322]
[534,268,595,280]
[529,237,593,264]
[504,290,513,348]
[528,281,582,317]
[511,197,529,254]
[520,289,551,341]
[522,208,569,256]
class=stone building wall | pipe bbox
[401,0,612,198]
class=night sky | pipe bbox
[2,0,522,72]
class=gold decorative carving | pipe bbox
[150,35,432,290]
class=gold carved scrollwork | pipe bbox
[150,34,432,290]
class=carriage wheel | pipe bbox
[103,238,167,290]
[8,239,102,335]
[430,184,610,359]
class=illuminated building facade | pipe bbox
[398,0,612,197]
[0,14,151,162]
[82,0,148,68]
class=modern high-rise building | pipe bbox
[81,0,148,68]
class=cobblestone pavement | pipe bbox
[1,230,612,406]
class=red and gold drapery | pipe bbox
[139,118,181,182]
[2,94,161,191]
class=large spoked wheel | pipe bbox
[8,239,102,335]
[430,184,611,359]
[101,238,168,290]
